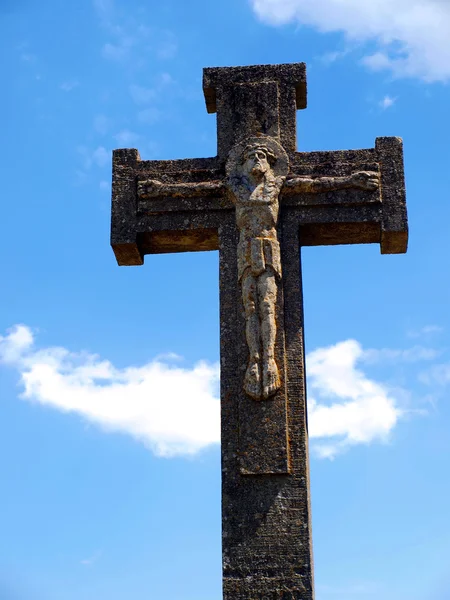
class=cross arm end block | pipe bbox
[111,148,144,266]
[290,140,407,254]
[202,62,307,114]
[376,136,408,255]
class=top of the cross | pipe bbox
[203,62,307,115]
[202,62,307,157]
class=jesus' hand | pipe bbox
[350,171,380,191]
[137,179,163,198]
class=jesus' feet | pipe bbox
[262,356,280,399]
[244,358,262,400]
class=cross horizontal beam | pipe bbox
[111,137,406,264]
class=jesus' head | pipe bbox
[242,144,276,179]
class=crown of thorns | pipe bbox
[241,143,277,165]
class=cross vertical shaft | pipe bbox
[219,215,314,599]
[208,66,314,597]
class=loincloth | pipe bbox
[238,236,282,281]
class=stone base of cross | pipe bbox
[111,63,408,599]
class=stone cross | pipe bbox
[111,63,408,600]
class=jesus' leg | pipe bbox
[241,269,262,400]
[258,269,280,399]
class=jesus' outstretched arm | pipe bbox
[137,179,225,198]
[282,170,379,194]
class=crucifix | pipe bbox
[111,63,408,600]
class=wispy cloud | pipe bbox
[379,95,397,109]
[93,114,111,135]
[114,129,140,146]
[60,80,79,92]
[92,146,110,167]
[129,84,156,105]
[250,0,450,82]
[75,145,111,185]
[93,0,177,65]
[129,74,174,106]
[80,550,102,567]
[420,362,450,387]
[94,1,151,64]
[128,74,174,126]
[363,344,438,364]
[20,52,37,63]
[0,326,428,459]
[93,0,114,19]
[407,324,443,339]
[17,42,41,83]
[157,31,178,60]
[102,40,132,61]
[137,107,161,124]
[319,48,351,65]
[78,145,110,170]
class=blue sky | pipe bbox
[1,0,450,598]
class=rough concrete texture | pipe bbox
[110,62,408,599]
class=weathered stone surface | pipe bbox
[110,62,408,599]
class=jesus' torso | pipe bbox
[233,175,285,280]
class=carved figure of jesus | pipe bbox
[137,135,380,401]
[227,138,379,400]
[228,143,285,400]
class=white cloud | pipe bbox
[379,95,397,109]
[0,326,418,460]
[0,325,33,364]
[0,325,220,458]
[250,0,450,82]
[307,340,403,457]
